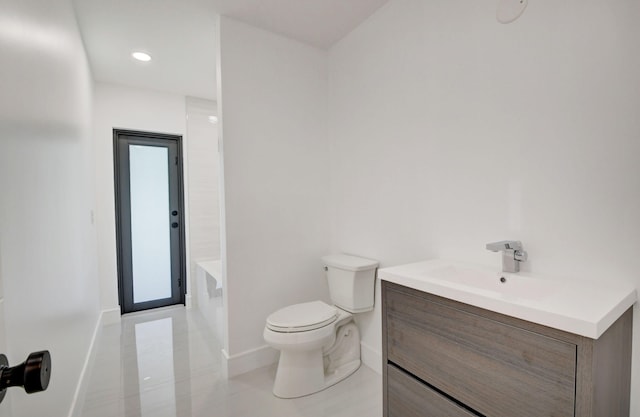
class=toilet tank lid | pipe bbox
[322,254,379,272]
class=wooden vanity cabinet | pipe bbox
[382,281,633,417]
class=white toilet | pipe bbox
[263,254,378,398]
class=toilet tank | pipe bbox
[322,254,379,313]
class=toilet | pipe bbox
[263,254,378,398]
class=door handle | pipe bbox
[0,351,51,404]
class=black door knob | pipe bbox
[0,351,51,404]
[171,210,178,216]
[171,222,179,228]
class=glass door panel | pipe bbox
[129,145,172,304]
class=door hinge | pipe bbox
[175,156,178,165]
[178,278,182,287]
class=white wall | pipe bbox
[328,0,640,412]
[0,1,100,415]
[217,16,331,369]
[93,82,187,312]
[185,98,220,293]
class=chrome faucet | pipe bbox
[486,240,528,273]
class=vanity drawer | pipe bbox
[385,286,577,417]
[387,364,477,417]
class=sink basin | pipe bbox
[428,264,554,300]
[379,259,637,339]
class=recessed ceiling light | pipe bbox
[132,51,152,62]
[208,116,218,124]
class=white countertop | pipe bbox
[379,259,637,339]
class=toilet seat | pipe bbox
[266,301,338,333]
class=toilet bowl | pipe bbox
[263,300,361,398]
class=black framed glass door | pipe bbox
[113,130,186,314]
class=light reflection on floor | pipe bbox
[79,306,382,417]
[134,317,176,416]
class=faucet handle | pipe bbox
[486,240,522,252]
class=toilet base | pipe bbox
[324,358,360,390]
[272,322,361,399]
[273,353,361,399]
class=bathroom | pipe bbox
[1,0,639,415]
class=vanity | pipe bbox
[379,260,637,417]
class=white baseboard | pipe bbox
[67,309,107,417]
[67,307,124,416]
[360,341,382,375]
[221,345,279,378]
[101,307,121,326]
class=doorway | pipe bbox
[113,129,186,314]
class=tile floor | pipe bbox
[79,307,382,417]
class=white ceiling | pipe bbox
[73,0,388,101]
[73,0,219,100]
[201,0,388,49]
